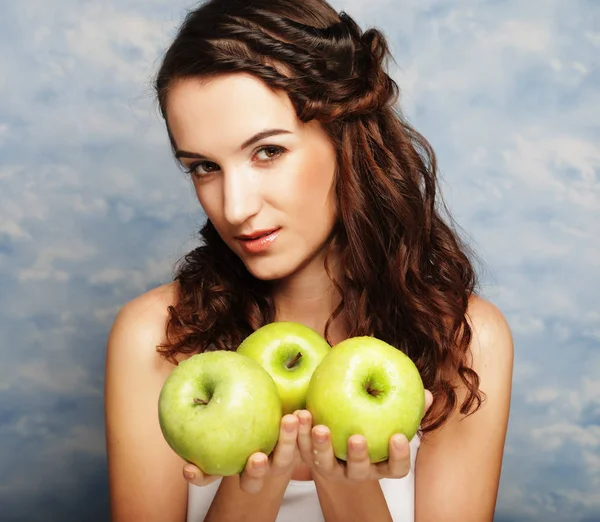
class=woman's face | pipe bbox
[165,73,339,282]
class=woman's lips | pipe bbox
[236,228,281,253]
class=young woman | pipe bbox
[104,0,514,521]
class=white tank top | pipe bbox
[187,433,420,522]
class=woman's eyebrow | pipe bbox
[175,128,292,159]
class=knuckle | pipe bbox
[269,462,284,474]
[298,447,311,459]
[272,457,291,471]
[348,470,365,481]
[245,465,263,478]
[282,431,297,444]
[246,469,261,479]
[391,464,410,478]
[316,466,332,478]
[244,467,264,482]
[346,462,369,482]
[392,470,409,479]
[347,454,359,464]
[391,446,409,462]
[344,470,358,481]
[348,452,367,465]
[241,482,260,494]
[297,437,311,452]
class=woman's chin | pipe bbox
[240,257,290,282]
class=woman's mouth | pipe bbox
[236,228,281,253]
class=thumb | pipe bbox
[239,453,269,494]
[183,464,221,487]
[424,389,434,412]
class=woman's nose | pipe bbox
[222,168,262,227]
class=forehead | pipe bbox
[165,73,299,151]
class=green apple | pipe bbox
[236,321,331,415]
[158,350,282,476]
[305,336,425,462]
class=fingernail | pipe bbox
[284,422,295,433]
[300,414,309,425]
[253,458,267,470]
[183,467,195,480]
[315,429,328,443]
[394,435,406,450]
[352,438,366,451]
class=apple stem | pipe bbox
[366,385,381,397]
[286,352,302,369]
[193,398,209,405]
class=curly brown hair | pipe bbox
[153,0,485,435]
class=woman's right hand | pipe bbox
[182,413,300,494]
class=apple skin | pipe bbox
[305,336,425,462]
[236,321,331,415]
[158,350,282,476]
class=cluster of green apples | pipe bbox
[158,322,425,476]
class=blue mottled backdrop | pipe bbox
[1,1,598,521]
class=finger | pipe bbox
[183,464,221,487]
[270,414,299,473]
[424,389,434,412]
[311,425,337,474]
[384,433,411,478]
[239,452,269,494]
[295,410,314,463]
[345,435,371,481]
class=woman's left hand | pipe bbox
[294,389,433,482]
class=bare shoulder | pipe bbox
[464,294,514,379]
[115,281,178,333]
[109,281,183,366]
[433,293,514,425]
[414,294,514,522]
[105,280,190,522]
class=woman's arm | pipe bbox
[106,283,297,522]
[203,473,291,522]
[415,295,514,522]
[105,285,190,522]
[312,477,392,522]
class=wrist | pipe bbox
[204,471,291,522]
[264,468,294,493]
[313,475,392,522]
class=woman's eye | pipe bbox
[185,145,285,179]
[187,161,217,177]
[256,145,285,161]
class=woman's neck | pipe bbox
[271,252,348,344]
